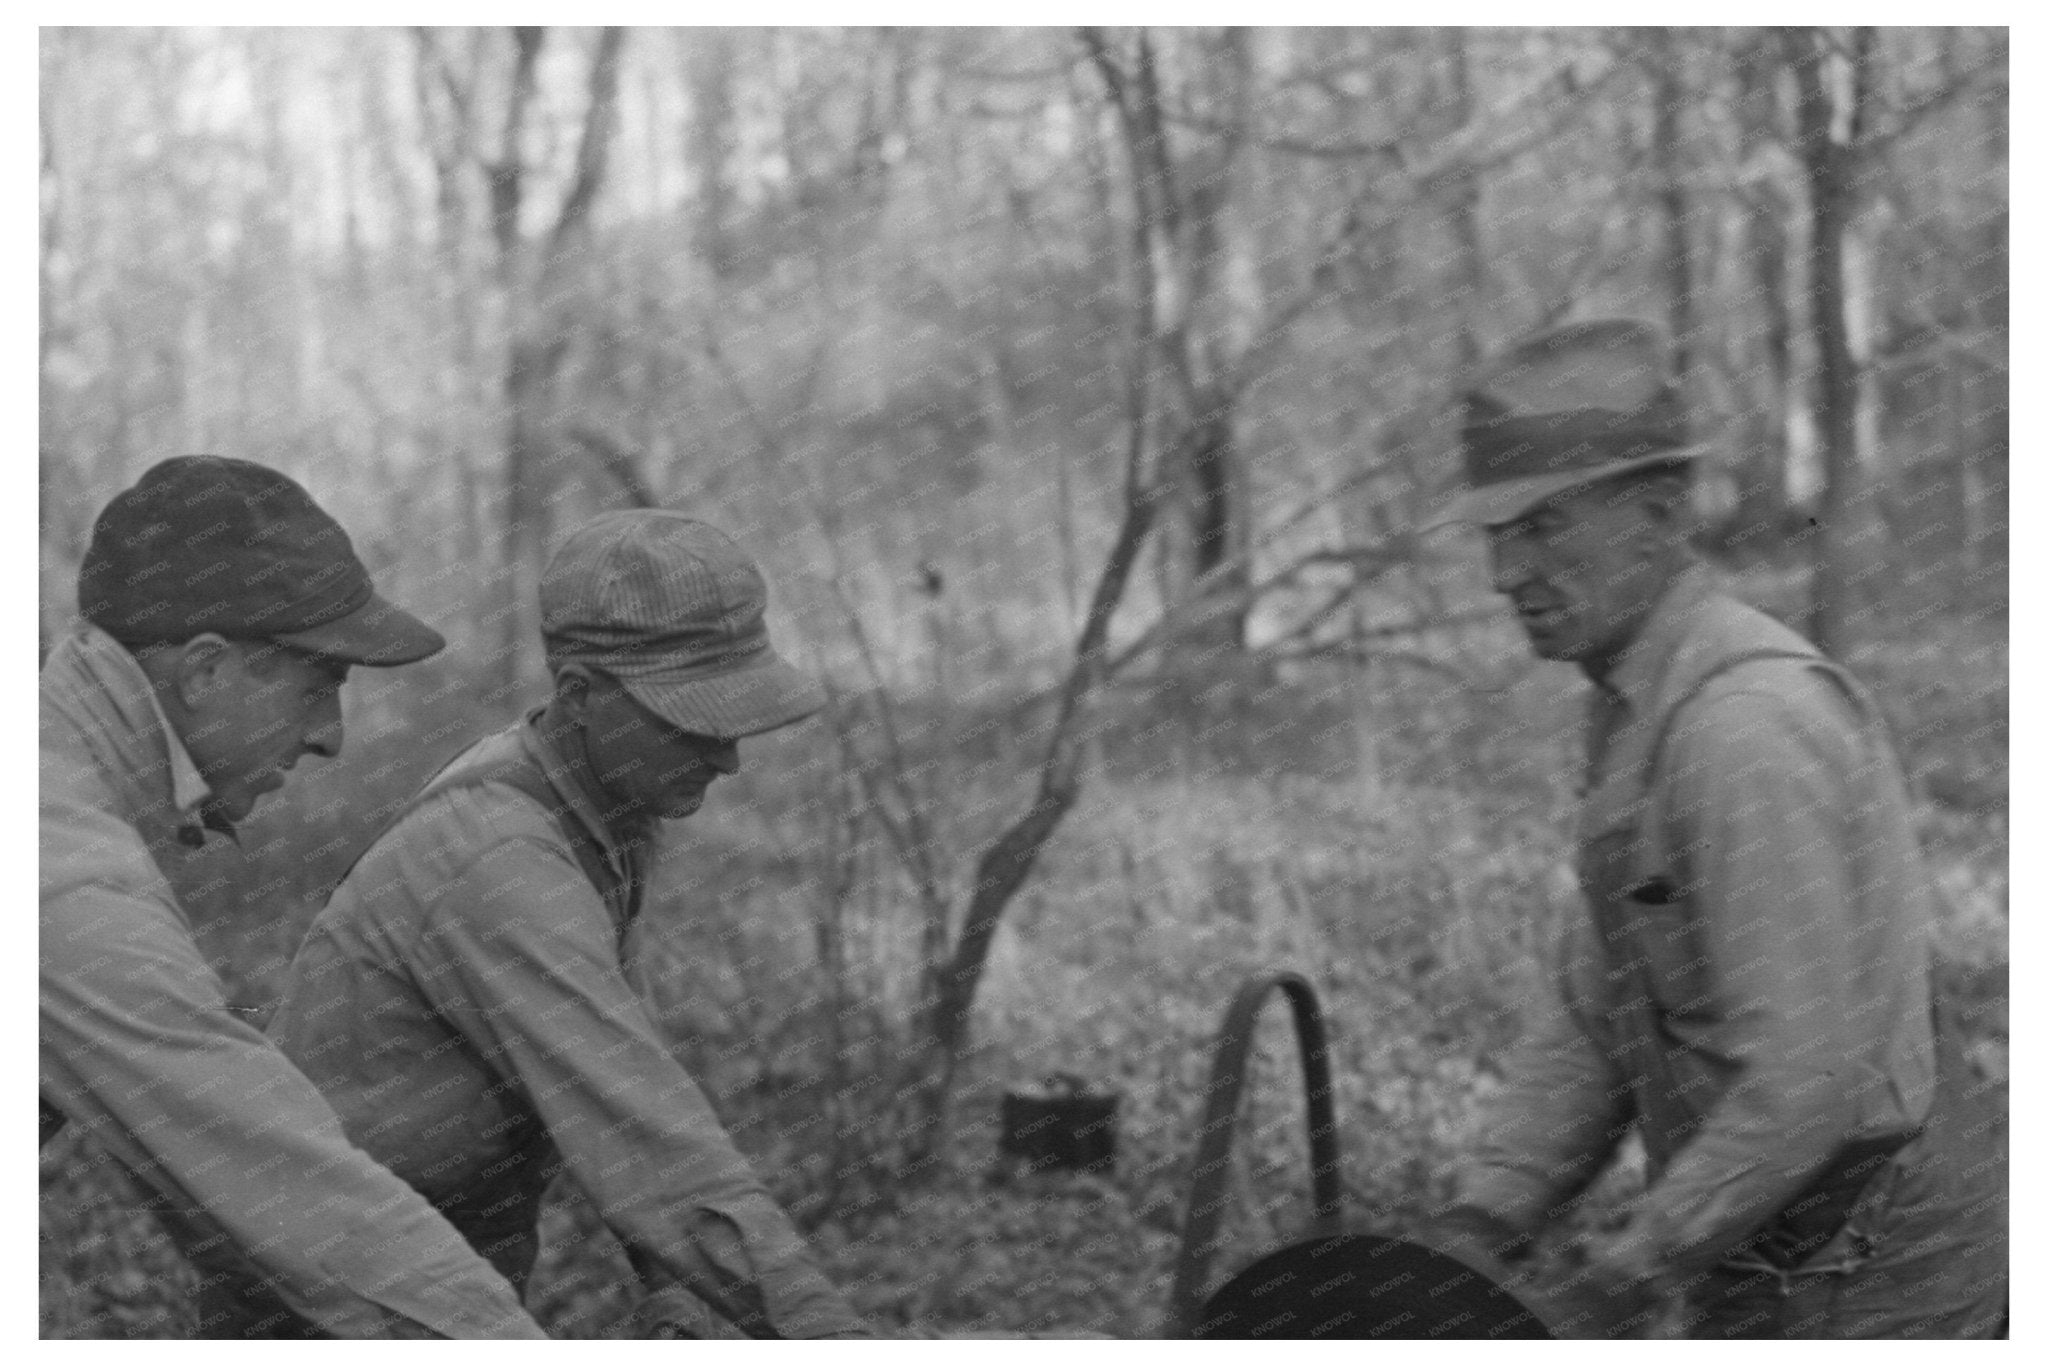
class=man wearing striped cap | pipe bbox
[208,510,868,1339]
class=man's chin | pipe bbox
[656,791,710,820]
[210,777,287,825]
[1513,617,1589,663]
[1515,626,1570,661]
[198,792,258,831]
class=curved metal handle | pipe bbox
[1166,970,1343,1337]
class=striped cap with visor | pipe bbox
[539,511,824,740]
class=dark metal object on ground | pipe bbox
[1166,970,1553,1340]
[1195,1233,1551,1339]
[1167,971,1341,1335]
[998,1073,1118,1175]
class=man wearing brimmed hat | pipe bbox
[41,456,545,1337]
[212,510,869,1339]
[1422,321,2005,1337]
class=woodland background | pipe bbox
[40,26,2007,1337]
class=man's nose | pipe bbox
[706,739,741,776]
[304,694,344,760]
[1487,534,1532,595]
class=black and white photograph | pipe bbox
[36,23,2010,1340]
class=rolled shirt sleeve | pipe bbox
[1625,668,1893,1271]
[412,834,865,1339]
[39,834,545,1339]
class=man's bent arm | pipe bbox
[1455,915,1630,1233]
[40,869,546,1339]
[419,840,867,1338]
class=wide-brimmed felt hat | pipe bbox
[1423,318,1708,530]
[541,510,824,740]
[77,455,446,666]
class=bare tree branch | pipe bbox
[486,26,545,262]
[823,577,950,933]
[1156,49,1623,185]
[565,424,659,509]
[549,27,627,255]
[699,335,797,466]
[932,449,1162,1054]
[1860,50,2006,156]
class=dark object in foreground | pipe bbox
[1167,972,1342,1334]
[1169,973,1553,1338]
[997,1075,1118,1175]
[1195,1233,1552,1340]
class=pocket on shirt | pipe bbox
[1619,887,1714,1021]
[1579,819,1710,1022]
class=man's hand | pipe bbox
[1573,1221,1663,1294]
[674,1208,776,1335]
[1543,1221,1688,1338]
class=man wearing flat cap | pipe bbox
[41,456,545,1337]
[1423,321,2005,1337]
[207,510,870,1339]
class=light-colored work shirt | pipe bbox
[39,624,544,1338]
[1458,567,1943,1276]
[264,715,865,1338]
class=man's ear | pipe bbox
[1619,476,1684,557]
[553,664,593,720]
[168,633,238,710]
[1643,474,1697,548]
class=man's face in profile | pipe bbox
[1484,480,1665,673]
[181,638,350,825]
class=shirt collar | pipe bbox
[141,673,216,833]
[1596,560,1719,714]
[518,708,649,867]
[53,625,217,844]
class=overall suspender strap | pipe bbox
[1645,642,1923,1277]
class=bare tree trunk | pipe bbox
[499,334,551,695]
[688,33,738,276]
[1753,203,1797,528]
[465,26,627,696]
[487,28,547,694]
[1090,27,1253,669]
[1725,34,1798,535]
[40,47,74,655]
[1649,30,1698,391]
[1442,29,1484,372]
[1792,26,1877,653]
[1179,28,1256,663]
